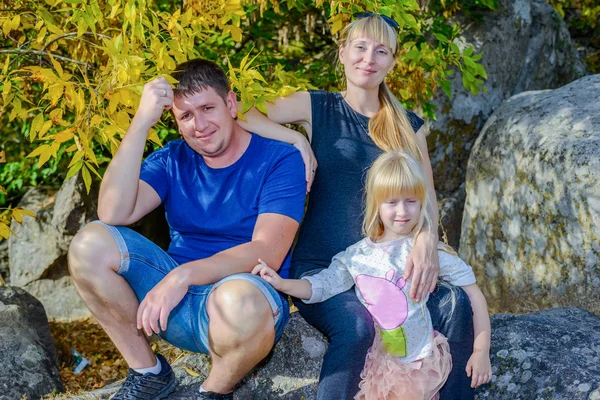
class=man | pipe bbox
[68,59,306,399]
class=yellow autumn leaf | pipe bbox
[2,79,11,99]
[38,119,54,139]
[12,208,37,224]
[0,223,10,240]
[147,128,162,146]
[183,367,200,377]
[81,165,92,193]
[54,128,75,143]
[37,143,55,168]
[29,113,44,141]
[65,144,78,152]
[48,54,64,79]
[27,144,50,158]
[0,150,5,162]
[47,83,64,107]
[68,151,85,168]
[229,25,243,42]
[118,68,129,85]
[329,14,343,35]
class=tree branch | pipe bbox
[41,31,112,53]
[0,49,91,67]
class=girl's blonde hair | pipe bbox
[338,14,423,159]
[362,151,432,241]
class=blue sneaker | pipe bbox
[197,389,233,399]
[111,354,176,400]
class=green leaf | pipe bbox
[463,56,477,70]
[434,33,448,43]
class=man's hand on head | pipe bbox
[131,77,174,132]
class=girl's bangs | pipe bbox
[345,16,398,54]
[372,162,426,204]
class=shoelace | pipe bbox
[115,372,161,400]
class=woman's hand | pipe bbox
[466,350,492,388]
[292,136,317,192]
[136,269,188,336]
[252,258,284,290]
[404,231,440,302]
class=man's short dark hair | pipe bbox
[172,59,231,102]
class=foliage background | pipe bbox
[3,0,597,235]
[0,0,496,236]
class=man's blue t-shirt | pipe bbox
[140,133,306,279]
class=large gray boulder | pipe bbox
[0,286,64,399]
[460,74,600,313]
[476,307,600,399]
[9,177,97,321]
[429,0,586,244]
[71,312,326,399]
[0,240,8,284]
[8,175,170,321]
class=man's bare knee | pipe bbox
[68,223,121,280]
[208,280,274,338]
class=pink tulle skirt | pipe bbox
[355,330,452,400]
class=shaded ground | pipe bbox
[48,320,186,396]
[46,299,559,396]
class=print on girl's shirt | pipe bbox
[356,270,409,357]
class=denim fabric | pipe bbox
[429,284,475,400]
[293,268,474,400]
[92,221,290,354]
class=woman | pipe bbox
[240,13,475,400]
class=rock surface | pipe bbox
[9,177,96,321]
[8,175,170,321]
[429,0,586,196]
[70,312,326,399]
[460,74,600,313]
[0,240,8,284]
[429,0,586,246]
[69,307,600,399]
[476,307,600,400]
[0,286,64,399]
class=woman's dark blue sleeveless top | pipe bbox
[290,91,425,279]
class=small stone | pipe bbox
[521,370,532,383]
[578,383,591,392]
[497,349,509,358]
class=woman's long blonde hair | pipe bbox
[362,151,432,241]
[338,14,423,159]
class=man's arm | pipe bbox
[97,78,173,225]
[177,212,299,285]
[136,213,300,335]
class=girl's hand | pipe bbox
[292,136,317,192]
[252,258,283,290]
[404,231,440,302]
[466,350,492,388]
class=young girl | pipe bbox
[253,151,492,400]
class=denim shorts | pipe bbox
[92,221,290,354]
